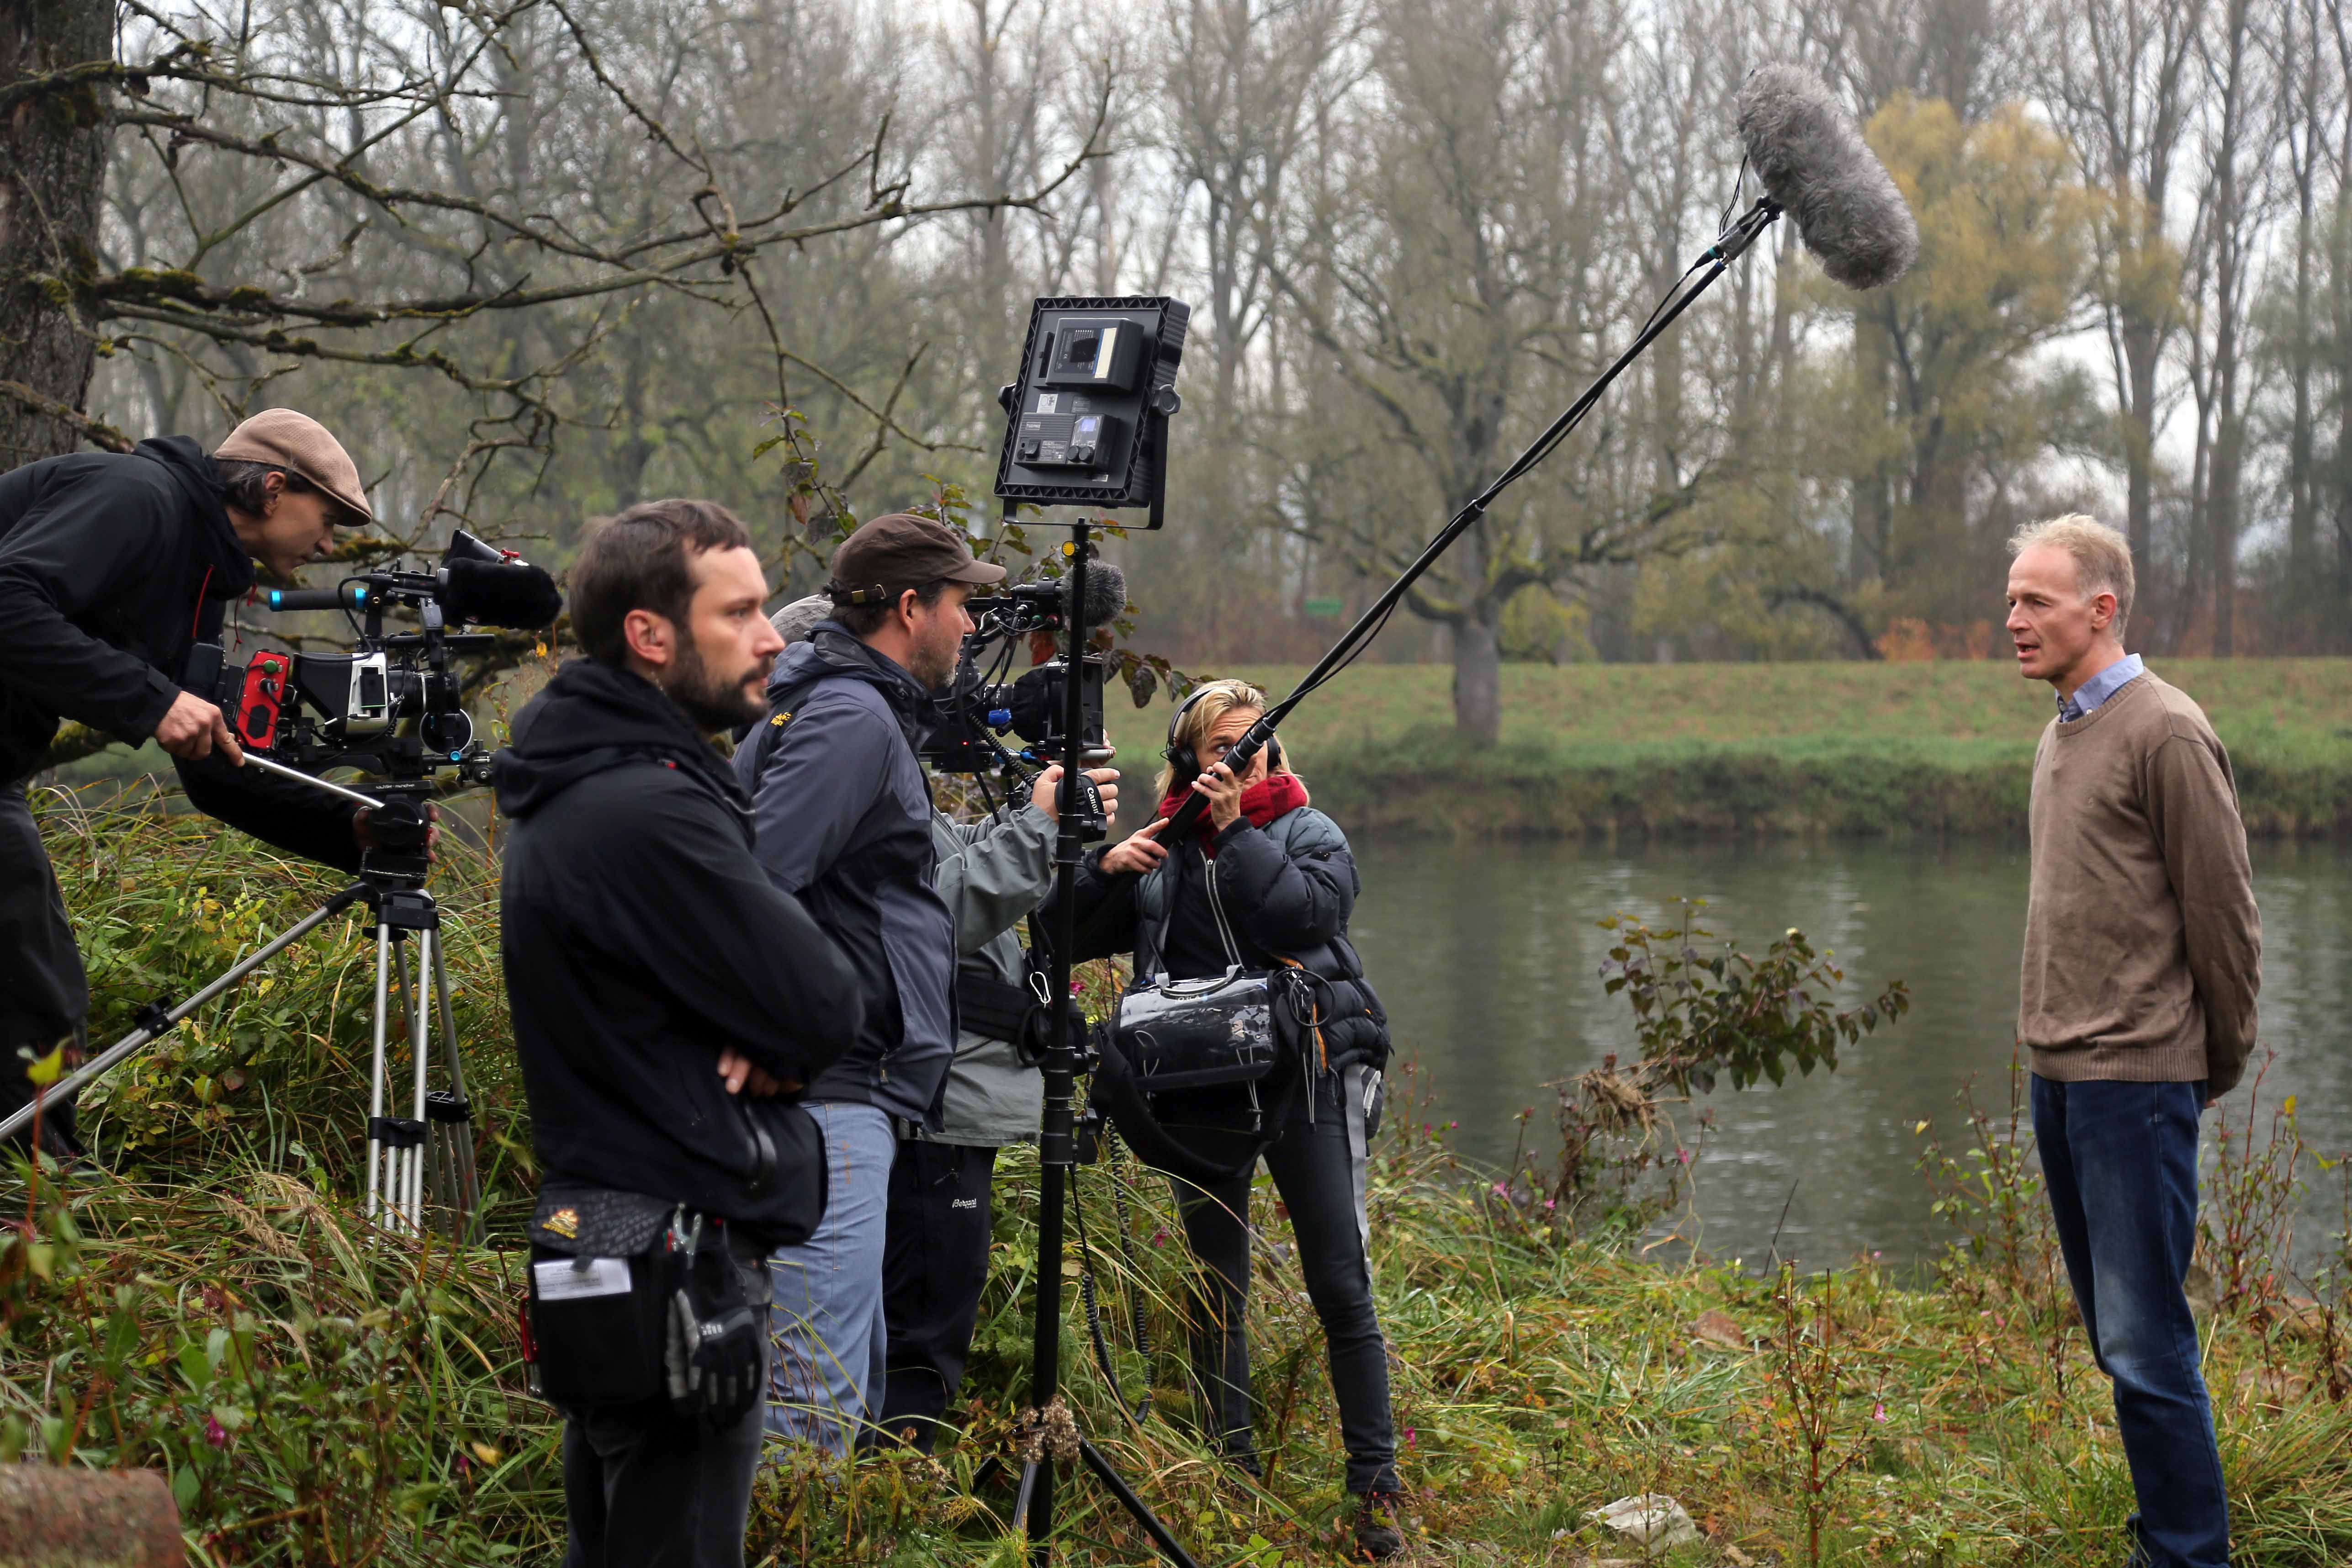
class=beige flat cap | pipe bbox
[213,408,372,524]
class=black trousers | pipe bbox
[0,782,85,1151]
[1163,1066,1399,1496]
[560,1244,772,1568]
[872,1139,998,1451]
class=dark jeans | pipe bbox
[2032,1075,2228,1568]
[560,1244,772,1568]
[1163,1066,1398,1496]
[0,782,86,1153]
[873,1139,998,1451]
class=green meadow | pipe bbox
[1104,660,2352,836]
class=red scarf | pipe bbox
[1155,771,1309,856]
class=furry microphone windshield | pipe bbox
[1735,65,1919,291]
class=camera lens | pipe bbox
[421,708,474,757]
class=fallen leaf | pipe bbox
[1690,1310,1747,1351]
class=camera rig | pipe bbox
[922,579,1110,780]
[188,529,560,792]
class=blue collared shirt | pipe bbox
[2056,652,2144,723]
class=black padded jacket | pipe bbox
[1069,802,1390,1075]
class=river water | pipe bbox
[1344,835,2352,1271]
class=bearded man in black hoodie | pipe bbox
[0,409,395,1153]
[496,499,861,1568]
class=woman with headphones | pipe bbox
[1071,678,1404,1560]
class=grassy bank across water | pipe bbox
[1103,659,2352,837]
[8,804,2352,1564]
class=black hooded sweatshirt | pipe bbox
[495,659,864,1240]
[0,437,358,869]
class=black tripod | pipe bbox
[1007,522,1202,1568]
[0,765,481,1238]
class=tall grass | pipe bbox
[6,789,2352,1563]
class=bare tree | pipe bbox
[2044,0,2205,648]
[2179,0,2275,654]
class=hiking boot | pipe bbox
[1353,1490,1405,1560]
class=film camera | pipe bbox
[187,530,561,789]
[922,576,1120,787]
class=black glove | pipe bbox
[662,1226,764,1430]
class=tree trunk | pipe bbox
[2284,0,2320,646]
[2119,311,2161,644]
[1452,613,1501,747]
[1847,318,1892,586]
[0,0,112,466]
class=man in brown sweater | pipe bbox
[2007,513,2257,1568]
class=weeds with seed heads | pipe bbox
[7,790,2352,1564]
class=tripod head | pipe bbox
[353,780,440,886]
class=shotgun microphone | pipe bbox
[1736,65,1919,290]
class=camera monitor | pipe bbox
[993,296,1188,526]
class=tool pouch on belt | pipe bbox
[524,1184,763,1429]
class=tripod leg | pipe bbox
[1080,1439,1204,1568]
[428,928,481,1236]
[0,889,364,1147]
[407,929,431,1231]
[1022,1155,1068,1564]
[366,924,392,1228]
[1012,1461,1042,1537]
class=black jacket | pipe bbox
[0,438,358,870]
[734,625,955,1124]
[495,659,864,1241]
[1072,803,1390,1074]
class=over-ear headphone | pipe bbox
[1163,683,1280,789]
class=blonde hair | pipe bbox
[1155,677,1292,798]
[2008,513,2135,636]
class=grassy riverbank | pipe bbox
[7,803,2352,1565]
[1106,660,2352,837]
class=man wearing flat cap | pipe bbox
[733,512,1005,1451]
[0,409,391,1153]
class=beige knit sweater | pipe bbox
[2019,671,2262,1097]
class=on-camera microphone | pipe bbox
[438,557,562,629]
[969,561,1128,629]
[1079,562,1128,629]
[1735,65,1919,291]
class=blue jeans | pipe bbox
[764,1101,894,1452]
[2032,1075,2228,1568]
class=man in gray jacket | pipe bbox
[734,514,1001,1452]
[769,592,1118,1451]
